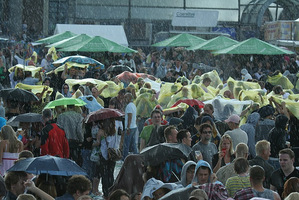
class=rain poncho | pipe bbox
[158,82,182,108]
[15,83,53,100]
[79,95,103,112]
[180,106,198,129]
[267,72,294,89]
[167,87,192,108]
[135,91,157,118]
[141,178,178,200]
[240,112,260,158]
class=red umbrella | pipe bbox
[171,99,204,108]
[85,108,124,123]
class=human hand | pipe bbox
[126,128,130,135]
[24,179,36,190]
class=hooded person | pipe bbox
[140,178,177,200]
[241,69,252,81]
[177,161,197,187]
[255,105,275,142]
[192,160,213,185]
[180,106,198,129]
[240,112,260,158]
[61,83,72,97]
[79,95,103,113]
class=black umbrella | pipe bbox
[160,186,195,200]
[7,155,87,176]
[0,88,39,102]
[140,143,192,166]
[107,64,133,73]
[9,113,42,123]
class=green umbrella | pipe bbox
[44,98,86,109]
[152,33,206,47]
[58,36,137,53]
[187,36,239,51]
[46,34,91,49]
[213,37,295,55]
[35,31,77,44]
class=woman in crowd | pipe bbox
[0,125,23,176]
[212,134,235,173]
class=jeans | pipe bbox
[81,149,94,179]
[99,155,116,197]
[123,127,138,160]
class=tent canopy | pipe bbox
[54,24,129,46]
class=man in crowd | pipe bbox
[192,123,217,166]
[56,175,92,200]
[57,105,83,163]
[192,160,214,185]
[270,148,299,197]
[123,92,138,159]
[164,125,178,143]
[40,109,69,158]
[249,140,274,188]
[140,109,164,151]
[234,165,280,200]
[216,143,249,185]
[224,114,248,150]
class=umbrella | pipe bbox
[9,113,42,123]
[213,37,295,55]
[187,36,239,51]
[7,155,87,176]
[0,88,39,102]
[172,99,204,108]
[46,34,91,49]
[44,98,87,109]
[35,31,77,44]
[140,143,192,166]
[52,55,104,69]
[107,65,133,73]
[85,108,124,123]
[58,36,137,53]
[152,33,206,47]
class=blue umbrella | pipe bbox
[53,55,104,69]
[7,155,87,176]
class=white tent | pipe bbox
[54,24,129,46]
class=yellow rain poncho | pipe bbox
[158,82,182,108]
[271,96,299,120]
[15,83,53,101]
[267,72,294,89]
[199,70,223,89]
[47,62,88,75]
[167,87,192,108]
[135,90,157,118]
[47,47,58,61]
[9,64,42,77]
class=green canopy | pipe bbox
[35,31,77,44]
[44,98,86,109]
[152,33,206,47]
[46,34,91,49]
[213,37,295,55]
[58,36,137,53]
[187,36,238,51]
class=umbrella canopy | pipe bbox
[152,33,206,47]
[52,55,104,69]
[107,65,133,73]
[213,37,295,55]
[58,36,137,53]
[187,36,239,51]
[46,34,91,49]
[44,98,87,109]
[85,108,124,123]
[171,99,204,108]
[35,31,77,44]
[0,88,39,102]
[7,155,87,176]
[9,113,42,123]
[140,143,192,166]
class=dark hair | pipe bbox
[249,165,265,185]
[5,171,27,190]
[203,77,211,83]
[234,157,249,174]
[198,123,213,134]
[118,89,126,95]
[42,109,52,119]
[109,189,130,200]
[67,175,91,195]
[177,129,189,143]
[151,109,162,118]
[18,150,34,159]
[279,148,295,159]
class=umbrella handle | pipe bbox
[171,171,180,182]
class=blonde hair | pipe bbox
[1,125,21,153]
[219,134,234,155]
[255,140,270,156]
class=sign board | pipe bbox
[264,21,292,41]
[172,9,218,27]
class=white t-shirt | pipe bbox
[125,102,137,129]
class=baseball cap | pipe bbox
[225,114,240,124]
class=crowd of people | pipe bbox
[0,38,298,200]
